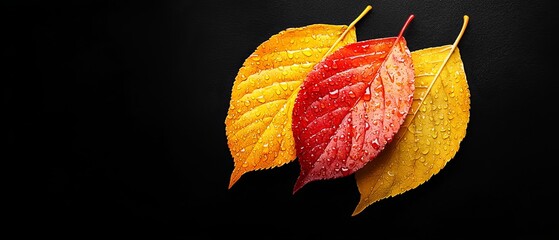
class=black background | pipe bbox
[5,0,557,238]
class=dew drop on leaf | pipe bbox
[363,86,371,101]
[302,48,313,57]
[372,138,380,150]
[329,89,339,98]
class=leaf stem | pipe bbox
[420,15,469,111]
[448,15,469,57]
[398,15,470,144]
[396,14,415,41]
[323,5,372,58]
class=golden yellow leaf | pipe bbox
[353,16,470,216]
[225,6,372,189]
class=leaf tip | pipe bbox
[292,182,303,195]
[228,169,242,189]
[351,209,362,217]
[292,175,309,195]
[351,196,370,216]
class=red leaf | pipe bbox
[292,15,416,193]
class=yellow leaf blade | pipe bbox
[226,24,357,188]
[353,45,471,215]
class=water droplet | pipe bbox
[257,95,266,103]
[348,90,356,98]
[312,105,319,113]
[371,138,380,150]
[360,87,372,102]
[374,84,383,93]
[278,82,288,91]
[311,84,320,92]
[387,171,394,176]
[421,148,429,154]
[329,89,339,98]
[287,51,294,59]
[244,100,250,106]
[302,48,313,57]
[341,166,349,172]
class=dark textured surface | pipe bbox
[5,0,557,238]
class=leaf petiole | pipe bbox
[419,15,469,113]
[323,5,372,58]
[396,14,415,41]
[400,15,470,139]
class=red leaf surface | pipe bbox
[292,15,416,193]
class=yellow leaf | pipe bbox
[353,16,470,216]
[225,6,373,189]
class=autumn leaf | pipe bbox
[225,6,373,189]
[291,15,416,194]
[353,16,471,216]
